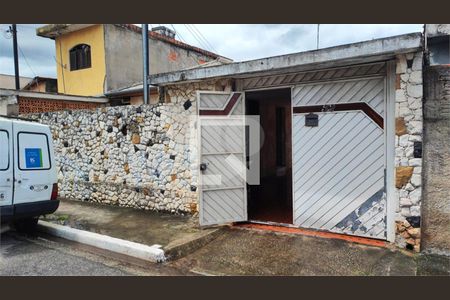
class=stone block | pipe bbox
[395,89,407,102]
[395,117,407,136]
[405,183,415,191]
[409,135,422,142]
[401,207,411,217]
[396,166,414,188]
[412,55,422,71]
[407,84,423,98]
[409,71,422,84]
[400,198,412,207]
[410,205,421,216]
[401,230,411,239]
[395,148,405,157]
[407,227,421,238]
[410,174,421,187]
[409,158,422,167]
[398,103,412,117]
[132,133,141,144]
[399,134,410,147]
[408,97,422,110]
[400,157,409,166]
[409,188,422,204]
[405,147,414,158]
[406,238,416,245]
[396,56,407,74]
[407,120,422,135]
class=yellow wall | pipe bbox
[55,25,106,96]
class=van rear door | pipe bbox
[0,118,13,213]
[13,121,56,205]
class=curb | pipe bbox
[37,220,166,263]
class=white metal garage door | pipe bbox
[197,91,247,226]
[292,77,387,239]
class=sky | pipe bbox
[0,24,423,78]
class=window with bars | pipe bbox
[69,44,91,71]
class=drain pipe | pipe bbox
[142,24,149,105]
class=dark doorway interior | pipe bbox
[246,88,293,224]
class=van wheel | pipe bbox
[14,217,39,234]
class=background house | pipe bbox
[22,76,58,93]
[36,24,232,100]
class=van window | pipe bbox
[18,132,51,170]
[0,131,9,170]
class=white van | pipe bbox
[0,116,59,231]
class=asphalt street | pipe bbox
[0,229,187,276]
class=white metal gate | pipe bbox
[292,77,387,239]
[197,91,247,226]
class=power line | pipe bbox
[170,24,208,69]
[170,24,187,43]
[190,24,217,53]
[18,45,37,77]
[186,24,213,52]
[183,24,211,51]
[2,25,37,78]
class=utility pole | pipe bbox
[10,24,20,90]
[142,24,149,105]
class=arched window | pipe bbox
[69,44,91,71]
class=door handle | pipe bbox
[6,178,11,182]
[200,163,208,171]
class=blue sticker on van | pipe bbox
[25,148,43,168]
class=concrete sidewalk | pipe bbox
[169,227,450,276]
[42,199,221,260]
[42,199,449,275]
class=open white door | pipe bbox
[197,91,247,226]
[0,118,13,213]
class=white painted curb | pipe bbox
[38,220,166,263]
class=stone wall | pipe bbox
[421,65,450,255]
[27,104,197,213]
[25,78,231,215]
[394,52,424,252]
